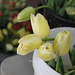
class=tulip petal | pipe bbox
[17,43,31,55]
[31,14,37,34]
[17,34,42,55]
[38,43,56,61]
[31,13,50,39]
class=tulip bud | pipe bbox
[17,34,42,55]
[53,30,71,56]
[17,7,35,22]
[6,43,14,51]
[7,22,12,30]
[0,29,4,42]
[12,39,18,45]
[38,43,56,61]
[31,13,50,39]
[17,28,26,37]
[2,29,8,36]
[66,7,75,15]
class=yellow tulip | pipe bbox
[38,43,56,61]
[17,34,42,55]
[17,7,35,22]
[53,30,71,56]
[12,39,18,45]
[6,43,14,51]
[17,28,26,37]
[31,13,50,39]
[7,22,12,30]
[2,29,8,36]
[0,29,4,42]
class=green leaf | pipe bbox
[44,0,48,4]
[70,0,75,7]
[64,70,75,75]
[66,7,75,15]
[71,44,75,66]
[58,0,72,16]
[54,0,64,13]
[58,0,68,16]
[47,0,54,11]
[48,59,56,69]
[58,67,63,74]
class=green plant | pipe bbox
[44,0,75,21]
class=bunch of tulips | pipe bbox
[16,6,75,74]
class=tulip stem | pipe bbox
[56,56,61,72]
[42,38,55,41]
[35,5,53,11]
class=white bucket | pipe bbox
[33,27,75,75]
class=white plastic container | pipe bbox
[33,27,75,75]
